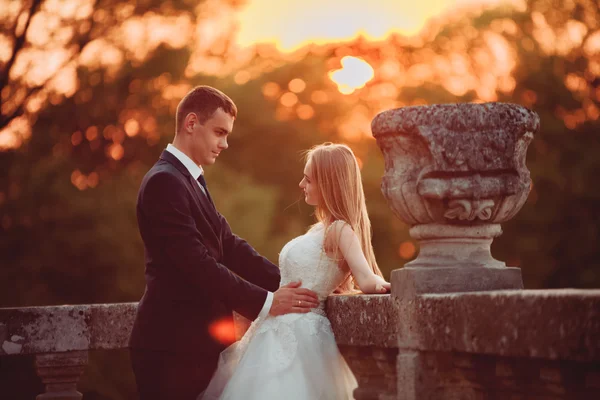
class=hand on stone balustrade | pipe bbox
[373,276,391,294]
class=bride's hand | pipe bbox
[374,276,391,294]
[270,280,320,316]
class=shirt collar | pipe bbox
[165,143,204,179]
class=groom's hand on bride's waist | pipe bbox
[269,281,320,316]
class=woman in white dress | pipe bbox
[200,142,390,400]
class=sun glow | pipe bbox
[328,56,375,94]
[234,0,518,52]
[0,0,563,150]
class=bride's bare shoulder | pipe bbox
[323,220,353,253]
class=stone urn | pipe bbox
[371,103,540,299]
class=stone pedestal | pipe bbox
[372,103,540,299]
[392,224,523,298]
[34,351,88,400]
[392,266,523,299]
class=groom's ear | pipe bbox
[184,112,198,133]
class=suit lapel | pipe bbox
[159,150,189,177]
[159,150,221,235]
[187,175,221,233]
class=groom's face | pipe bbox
[189,107,234,166]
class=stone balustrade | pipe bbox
[328,290,600,400]
[0,303,137,399]
[1,290,599,399]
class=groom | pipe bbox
[129,86,320,400]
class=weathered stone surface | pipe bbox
[89,303,137,350]
[0,305,90,355]
[396,289,600,362]
[327,294,397,347]
[328,294,399,400]
[371,103,539,227]
[0,303,137,355]
[405,224,506,268]
[372,103,539,139]
[372,103,539,297]
[340,345,398,400]
[392,265,523,298]
[35,351,88,400]
[331,290,600,399]
[1,290,598,399]
[397,350,600,400]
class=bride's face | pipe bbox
[299,160,319,206]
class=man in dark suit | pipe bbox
[129,86,319,399]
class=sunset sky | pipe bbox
[0,0,537,148]
[233,0,521,51]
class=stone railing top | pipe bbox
[371,102,540,138]
[2,289,598,363]
[328,289,599,362]
[0,302,137,356]
[398,289,600,362]
[327,294,396,348]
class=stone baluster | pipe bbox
[341,345,399,400]
[371,102,540,299]
[34,350,88,400]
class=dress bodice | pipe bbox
[278,222,349,302]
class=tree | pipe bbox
[0,0,244,146]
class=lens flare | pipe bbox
[209,317,237,345]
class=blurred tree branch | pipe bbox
[0,0,231,137]
[0,0,42,91]
[0,0,105,131]
[0,0,43,129]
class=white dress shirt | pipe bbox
[165,144,274,319]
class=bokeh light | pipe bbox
[399,242,417,260]
[209,317,237,345]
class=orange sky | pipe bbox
[0,0,528,150]
[233,0,521,51]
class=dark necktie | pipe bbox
[197,174,215,206]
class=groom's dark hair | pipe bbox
[175,86,238,134]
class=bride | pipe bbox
[200,142,390,399]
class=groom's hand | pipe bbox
[269,281,320,316]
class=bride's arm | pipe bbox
[334,223,390,294]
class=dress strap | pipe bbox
[324,220,345,233]
[323,220,349,242]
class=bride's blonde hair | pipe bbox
[305,142,383,293]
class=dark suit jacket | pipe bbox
[129,150,281,359]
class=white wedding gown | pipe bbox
[200,222,358,400]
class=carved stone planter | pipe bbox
[371,103,540,298]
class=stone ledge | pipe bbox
[2,289,598,365]
[327,294,397,347]
[397,289,600,362]
[0,303,137,355]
